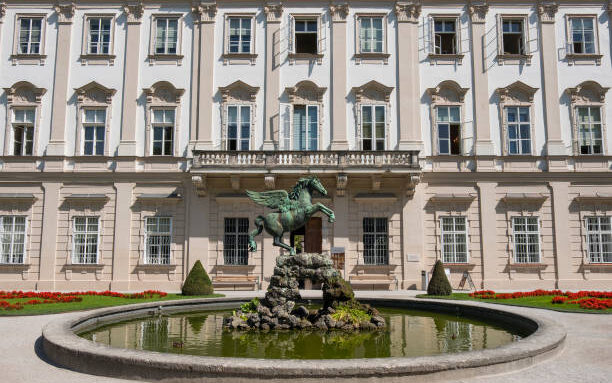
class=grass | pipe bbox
[417,293,612,314]
[0,293,224,316]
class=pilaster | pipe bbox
[395,1,422,151]
[117,2,144,156]
[110,183,134,291]
[38,182,61,290]
[186,181,209,272]
[192,1,217,151]
[46,2,75,156]
[263,2,283,150]
[468,1,495,156]
[402,182,425,289]
[477,182,497,289]
[330,3,349,150]
[332,184,349,279]
[549,182,573,288]
[537,2,566,155]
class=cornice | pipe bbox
[123,1,144,24]
[330,3,349,23]
[192,1,216,24]
[537,1,558,24]
[395,1,421,23]
[54,2,75,24]
[264,2,282,23]
[468,1,488,24]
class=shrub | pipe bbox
[182,260,213,296]
[330,301,371,324]
[240,298,259,313]
[427,260,452,296]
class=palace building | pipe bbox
[0,0,611,292]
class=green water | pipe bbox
[79,307,525,359]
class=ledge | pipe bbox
[222,53,258,65]
[497,53,532,65]
[134,264,177,270]
[0,263,30,270]
[501,193,548,203]
[354,52,391,64]
[79,54,116,66]
[215,193,251,203]
[574,193,612,204]
[0,193,37,203]
[63,263,105,270]
[507,263,548,270]
[429,193,476,203]
[135,193,183,203]
[565,53,603,66]
[64,194,109,203]
[288,53,324,65]
[427,53,464,65]
[442,263,476,270]
[147,54,184,66]
[580,263,612,269]
[10,53,47,65]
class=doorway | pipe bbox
[290,217,322,289]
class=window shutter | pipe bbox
[288,15,295,54]
[428,16,434,54]
[280,103,292,150]
[318,15,326,54]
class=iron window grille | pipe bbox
[72,216,99,264]
[576,106,602,155]
[363,217,388,265]
[12,109,35,156]
[227,105,251,151]
[0,216,27,264]
[441,216,468,263]
[505,106,531,155]
[586,217,611,263]
[83,109,105,155]
[361,105,385,151]
[88,17,112,54]
[18,17,43,54]
[223,218,249,265]
[151,109,175,156]
[512,217,540,263]
[145,217,172,265]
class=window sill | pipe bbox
[565,53,603,66]
[497,54,532,65]
[581,263,612,269]
[507,263,547,269]
[427,53,464,65]
[288,53,323,65]
[0,263,30,269]
[354,52,391,65]
[442,263,476,270]
[222,53,258,65]
[135,263,177,270]
[79,54,116,66]
[10,54,47,65]
[64,263,105,269]
[147,54,184,66]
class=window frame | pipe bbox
[11,14,47,65]
[225,104,252,151]
[288,13,324,64]
[0,215,28,265]
[585,216,612,264]
[223,217,249,266]
[504,105,533,155]
[81,108,107,156]
[362,217,389,265]
[3,82,45,156]
[143,216,172,265]
[148,14,184,65]
[496,14,532,65]
[360,104,386,151]
[565,14,602,65]
[440,216,469,264]
[150,108,176,156]
[80,14,116,65]
[354,13,390,64]
[496,82,538,156]
[575,106,604,155]
[71,216,100,265]
[11,108,36,156]
[143,81,184,157]
[435,105,463,156]
[223,14,257,64]
[511,216,541,264]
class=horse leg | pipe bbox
[313,202,335,223]
[248,216,264,252]
[274,235,295,255]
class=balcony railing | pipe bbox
[192,150,420,172]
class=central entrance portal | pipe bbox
[290,217,322,288]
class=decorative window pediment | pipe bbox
[3,81,46,156]
[496,81,538,156]
[74,81,116,105]
[219,81,259,151]
[427,81,468,156]
[352,80,393,103]
[426,80,468,104]
[285,80,327,104]
[143,81,184,157]
[566,81,609,156]
[219,80,260,103]
[566,81,609,104]
[4,81,46,104]
[144,81,185,105]
[495,81,538,104]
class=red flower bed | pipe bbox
[0,290,167,311]
[469,289,612,310]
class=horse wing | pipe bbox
[246,190,290,210]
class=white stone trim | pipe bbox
[353,12,390,64]
[427,80,469,156]
[352,81,393,150]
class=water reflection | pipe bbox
[82,308,522,360]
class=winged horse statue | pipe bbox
[247,176,335,255]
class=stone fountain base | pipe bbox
[223,253,385,331]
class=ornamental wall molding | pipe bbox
[54,2,76,24]
[192,1,217,23]
[426,80,469,103]
[566,81,609,104]
[537,1,558,24]
[352,80,394,103]
[264,2,283,23]
[286,80,327,104]
[495,81,539,104]
[0,2,6,21]
[329,3,349,22]
[143,81,185,104]
[74,81,116,105]
[468,1,488,24]
[4,81,47,104]
[395,1,421,23]
[219,80,260,103]
[123,2,144,24]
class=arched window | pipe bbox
[352,80,393,151]
[566,81,609,155]
[143,82,185,156]
[3,81,46,156]
[495,81,538,156]
[281,80,326,150]
[74,82,116,156]
[427,80,469,155]
[219,81,259,151]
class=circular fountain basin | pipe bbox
[42,297,566,382]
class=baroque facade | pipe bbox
[0,0,611,292]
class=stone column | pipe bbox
[110,183,134,291]
[477,182,497,289]
[186,178,209,272]
[38,182,61,290]
[401,180,424,289]
[263,2,282,150]
[537,2,566,155]
[117,3,144,156]
[189,6,201,151]
[395,2,422,151]
[192,2,217,151]
[549,182,573,288]
[46,3,75,156]
[330,3,349,150]
[468,2,495,155]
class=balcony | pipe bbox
[191,150,421,174]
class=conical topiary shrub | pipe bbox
[427,260,452,296]
[182,260,213,296]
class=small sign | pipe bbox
[331,247,345,254]
[406,254,420,262]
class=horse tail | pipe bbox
[248,216,265,252]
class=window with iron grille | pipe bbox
[12,109,35,156]
[512,217,540,263]
[363,218,388,265]
[586,217,612,263]
[73,217,99,264]
[441,216,468,263]
[505,106,531,155]
[224,218,249,265]
[361,105,385,151]
[569,17,596,54]
[0,216,27,264]
[155,17,178,54]
[576,106,602,155]
[145,217,171,265]
[151,109,174,156]
[228,17,252,53]
[359,16,384,53]
[18,17,43,54]
[83,109,105,155]
[88,17,112,54]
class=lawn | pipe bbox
[0,292,224,316]
[417,292,612,313]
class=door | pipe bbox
[304,217,322,253]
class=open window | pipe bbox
[288,14,324,64]
[3,81,46,156]
[566,81,609,155]
[434,18,457,54]
[282,81,326,150]
[427,80,468,156]
[497,15,531,65]
[565,15,602,65]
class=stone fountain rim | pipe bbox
[42,296,566,381]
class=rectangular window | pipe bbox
[152,109,174,156]
[586,217,612,263]
[88,17,112,54]
[434,18,457,54]
[359,17,384,53]
[227,105,250,151]
[501,19,525,55]
[362,105,385,151]
[569,17,596,54]
[12,109,35,156]
[72,217,99,264]
[441,216,468,263]
[294,18,318,54]
[155,18,178,55]
[83,109,105,155]
[0,216,26,264]
[145,217,171,265]
[293,105,318,150]
[223,218,249,265]
[512,217,540,263]
[228,17,252,54]
[577,106,602,155]
[437,106,461,155]
[363,217,388,265]
[505,106,531,155]
[18,17,43,54]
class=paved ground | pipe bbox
[1,290,611,383]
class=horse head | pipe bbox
[302,176,327,197]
